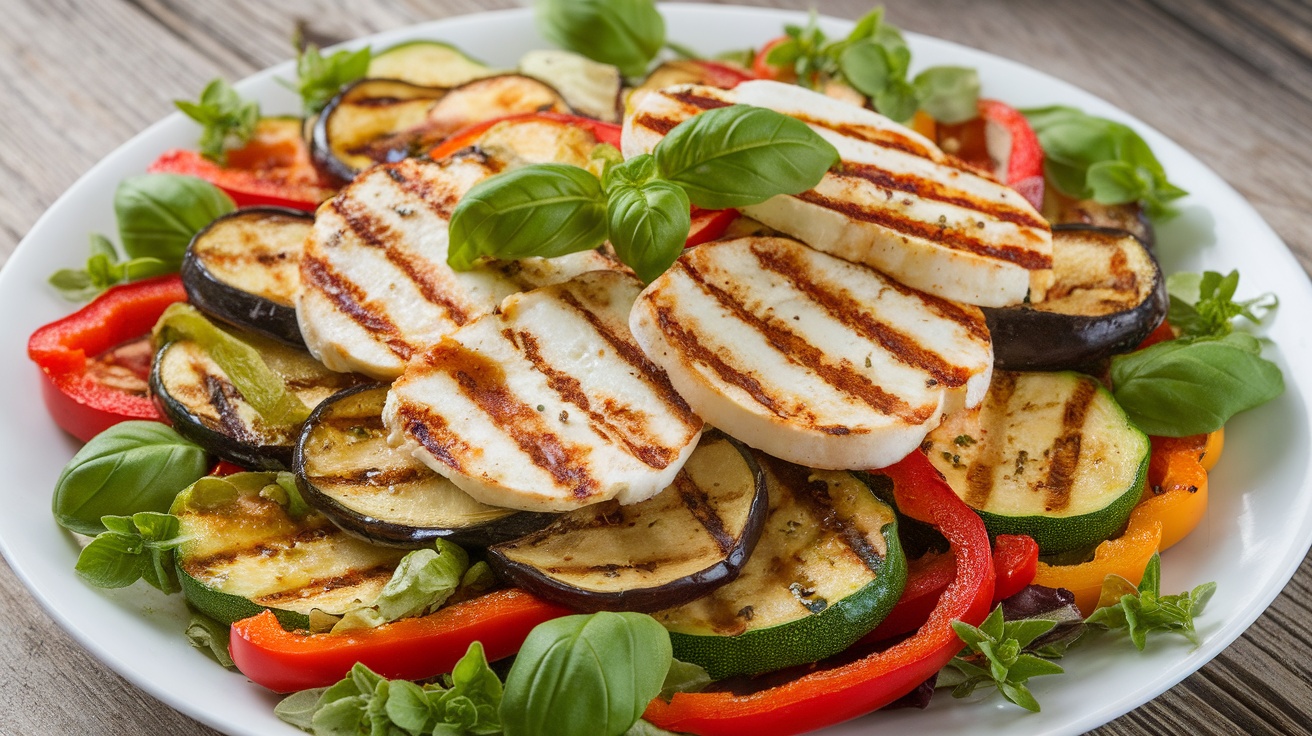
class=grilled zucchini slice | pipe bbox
[984,226,1168,371]
[925,370,1150,554]
[368,40,493,88]
[652,454,906,679]
[172,472,408,629]
[151,328,363,470]
[296,384,554,547]
[181,207,310,347]
[487,431,767,613]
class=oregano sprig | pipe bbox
[173,78,260,164]
[1086,553,1217,650]
[1166,269,1278,341]
[947,605,1066,712]
[447,104,839,282]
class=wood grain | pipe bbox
[2,1,1310,734]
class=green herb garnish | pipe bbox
[948,605,1066,712]
[535,0,665,78]
[1087,553,1217,649]
[287,33,371,115]
[1166,270,1278,341]
[173,78,259,164]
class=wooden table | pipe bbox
[3,1,1310,733]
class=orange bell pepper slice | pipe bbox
[1033,506,1162,616]
[1138,434,1212,551]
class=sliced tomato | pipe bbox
[753,36,794,81]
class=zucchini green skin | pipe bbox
[668,520,905,680]
[368,40,491,88]
[181,207,310,348]
[178,565,309,630]
[973,452,1147,554]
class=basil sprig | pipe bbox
[286,32,371,115]
[74,511,187,593]
[501,612,672,736]
[1166,270,1278,341]
[1111,332,1283,437]
[1087,553,1217,650]
[48,174,235,301]
[765,8,978,124]
[1022,105,1187,219]
[535,0,665,78]
[174,78,260,164]
[448,105,839,282]
[52,421,209,536]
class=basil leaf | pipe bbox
[115,174,235,266]
[185,608,236,669]
[535,0,665,78]
[874,78,919,124]
[174,78,260,164]
[52,422,209,536]
[658,659,711,700]
[838,39,891,98]
[287,38,372,115]
[275,688,326,731]
[655,105,839,210]
[332,540,470,632]
[448,163,608,271]
[913,66,980,125]
[606,178,691,283]
[1110,333,1284,436]
[152,303,312,425]
[48,234,173,301]
[501,612,673,736]
[73,511,185,593]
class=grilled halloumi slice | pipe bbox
[630,236,993,470]
[384,270,704,512]
[623,80,1053,308]
[298,123,618,380]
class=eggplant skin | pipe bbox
[182,207,311,349]
[985,225,1168,371]
[487,432,769,614]
[294,384,556,549]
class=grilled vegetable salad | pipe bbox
[31,2,1282,735]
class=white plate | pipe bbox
[1,5,1309,735]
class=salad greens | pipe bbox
[52,421,208,536]
[287,33,372,115]
[49,174,234,301]
[1167,270,1279,341]
[174,78,260,164]
[448,104,838,282]
[74,511,186,593]
[331,541,471,633]
[535,0,665,79]
[948,604,1066,712]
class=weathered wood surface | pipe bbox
[2,0,1310,733]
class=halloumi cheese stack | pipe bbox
[384,270,705,512]
[623,80,1053,308]
[298,126,617,380]
[630,236,992,470]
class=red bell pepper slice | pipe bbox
[936,99,1045,210]
[991,534,1040,601]
[685,208,739,248]
[691,60,756,88]
[229,588,572,693]
[428,112,624,162]
[148,119,333,212]
[28,274,187,442]
[643,451,995,736]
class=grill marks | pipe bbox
[764,456,884,572]
[301,255,413,359]
[675,258,927,424]
[675,471,737,555]
[962,371,1018,509]
[751,243,976,391]
[796,189,1052,270]
[255,563,399,606]
[838,162,1048,231]
[1040,378,1098,512]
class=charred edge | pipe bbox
[766,457,884,573]
[675,471,737,555]
[383,160,465,221]
[332,194,471,326]
[652,301,780,416]
[202,373,261,443]
[750,244,974,389]
[439,344,600,499]
[838,162,1048,230]
[1041,378,1098,512]
[254,563,400,605]
[667,90,735,111]
[515,329,675,470]
[181,525,333,573]
[557,291,700,425]
[634,112,679,136]
[311,465,431,488]
[678,259,929,423]
[794,191,1053,271]
[961,372,1019,509]
[300,256,414,359]
[400,404,468,474]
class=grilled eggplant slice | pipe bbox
[296,384,554,547]
[151,330,364,470]
[984,225,1167,371]
[368,40,494,89]
[181,207,310,347]
[173,471,408,629]
[313,78,449,182]
[314,74,570,182]
[652,453,906,679]
[487,431,766,613]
